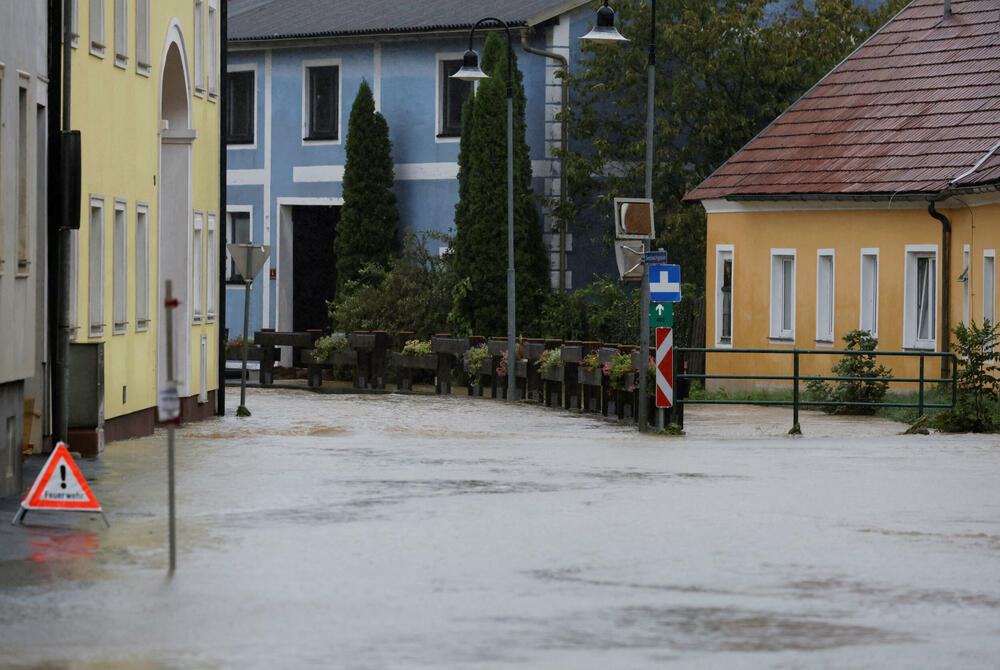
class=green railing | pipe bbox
[674,348,958,433]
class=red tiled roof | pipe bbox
[686,0,1000,201]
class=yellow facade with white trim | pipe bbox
[71,0,220,430]
[704,197,1000,388]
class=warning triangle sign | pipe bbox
[22,442,102,511]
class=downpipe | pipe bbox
[927,199,951,383]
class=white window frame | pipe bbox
[69,229,79,339]
[984,250,995,327]
[135,202,149,330]
[226,63,257,149]
[113,0,127,69]
[207,212,217,319]
[16,74,31,276]
[112,199,127,332]
[715,244,734,347]
[65,0,80,48]
[0,64,4,276]
[89,0,105,58]
[436,52,469,143]
[135,0,150,76]
[815,249,834,344]
[89,195,105,337]
[194,0,205,95]
[301,58,342,146]
[226,206,252,285]
[769,249,796,341]
[207,0,219,98]
[193,211,204,321]
[859,248,879,337]
[903,244,938,350]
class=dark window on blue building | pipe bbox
[440,60,472,137]
[307,65,339,140]
[226,70,255,144]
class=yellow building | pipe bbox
[686,0,1000,390]
[67,0,220,449]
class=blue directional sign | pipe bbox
[644,250,667,265]
[648,264,682,302]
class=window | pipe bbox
[193,211,204,319]
[226,70,255,144]
[715,245,733,345]
[770,250,796,340]
[904,245,937,349]
[69,229,79,338]
[961,245,970,325]
[89,196,105,336]
[226,210,250,283]
[113,199,127,332]
[816,250,834,343]
[860,249,878,336]
[114,0,127,68]
[135,0,150,75]
[984,251,995,326]
[194,0,204,93]
[207,212,217,319]
[90,0,105,57]
[17,79,30,274]
[306,64,339,141]
[207,0,218,96]
[136,203,149,329]
[64,0,80,48]
[439,58,472,137]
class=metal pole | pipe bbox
[637,1,656,432]
[217,0,228,417]
[506,32,516,404]
[54,0,75,444]
[164,281,177,575]
[792,350,800,432]
[238,246,252,415]
[918,355,925,418]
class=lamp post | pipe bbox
[582,0,656,432]
[452,18,517,404]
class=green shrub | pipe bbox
[934,319,1000,432]
[536,348,562,373]
[805,329,891,414]
[531,276,638,343]
[463,344,491,387]
[401,339,433,356]
[312,334,347,363]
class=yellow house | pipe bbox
[67,0,220,449]
[686,0,1000,390]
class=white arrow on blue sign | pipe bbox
[649,264,682,302]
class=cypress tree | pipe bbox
[335,80,399,296]
[451,32,548,336]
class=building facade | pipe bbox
[0,3,49,495]
[225,0,597,347]
[687,0,1000,389]
[65,0,221,449]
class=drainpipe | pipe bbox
[928,199,951,382]
[218,0,228,416]
[519,28,568,293]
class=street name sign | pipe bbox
[655,327,674,409]
[12,442,109,526]
[649,302,673,328]
[649,264,681,302]
[644,250,667,264]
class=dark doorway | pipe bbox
[292,205,339,331]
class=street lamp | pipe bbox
[582,0,657,432]
[452,18,517,404]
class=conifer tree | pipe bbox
[451,32,548,336]
[335,79,399,296]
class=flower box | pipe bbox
[540,366,563,383]
[579,367,603,386]
[391,352,438,370]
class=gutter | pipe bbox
[519,27,569,293]
[927,199,951,382]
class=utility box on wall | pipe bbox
[68,342,105,455]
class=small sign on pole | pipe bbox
[649,302,673,328]
[649,264,682,303]
[11,442,109,527]
[655,327,674,409]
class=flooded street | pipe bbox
[1,388,999,668]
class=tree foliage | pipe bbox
[561,0,907,291]
[935,319,1000,432]
[335,79,400,296]
[451,32,549,336]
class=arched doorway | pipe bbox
[159,26,193,396]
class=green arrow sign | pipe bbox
[649,302,673,328]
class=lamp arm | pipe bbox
[467,17,514,98]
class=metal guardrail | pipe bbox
[674,348,958,433]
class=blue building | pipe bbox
[225,0,601,348]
